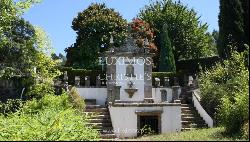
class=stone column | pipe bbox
[172,77,180,102]
[193,74,199,88]
[96,75,101,87]
[108,88,114,104]
[114,86,121,101]
[172,86,180,102]
[106,54,116,103]
[75,76,80,87]
[188,75,194,86]
[85,76,90,87]
[155,78,161,88]
[144,55,153,99]
[173,77,179,86]
[160,89,168,102]
[163,77,170,87]
[63,81,69,92]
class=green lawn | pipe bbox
[126,127,247,141]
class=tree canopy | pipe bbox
[199,48,249,135]
[218,0,249,59]
[0,0,60,98]
[138,0,217,65]
[65,3,127,69]
[159,24,176,72]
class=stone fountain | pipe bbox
[124,81,138,98]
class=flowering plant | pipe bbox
[130,18,157,51]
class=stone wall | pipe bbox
[109,103,182,138]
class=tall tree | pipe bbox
[240,0,249,44]
[218,0,246,59]
[65,3,127,69]
[139,0,216,68]
[159,24,176,72]
[0,0,60,98]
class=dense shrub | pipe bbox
[218,90,249,135]
[0,94,99,141]
[176,56,221,74]
[0,99,22,115]
[243,121,249,139]
[199,50,249,135]
[68,87,85,111]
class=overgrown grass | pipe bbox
[0,93,99,141]
[129,128,248,141]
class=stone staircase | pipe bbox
[84,99,116,140]
[180,86,208,131]
[181,103,208,131]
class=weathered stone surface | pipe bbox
[75,76,80,86]
[96,75,101,87]
[110,102,181,107]
[85,76,90,87]
[114,86,121,100]
[160,89,168,102]
[172,86,180,102]
[164,77,170,87]
[155,78,161,87]
[173,77,179,86]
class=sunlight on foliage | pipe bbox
[0,94,99,141]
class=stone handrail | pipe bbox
[192,89,213,128]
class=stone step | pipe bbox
[91,114,111,119]
[182,123,208,128]
[181,104,190,106]
[99,129,114,134]
[100,134,116,139]
[181,113,195,118]
[181,109,196,114]
[86,105,106,109]
[181,120,206,125]
[85,108,108,112]
[182,116,203,121]
[89,119,112,123]
[91,125,109,130]
[85,111,110,115]
[100,139,117,141]
[95,126,114,131]
[181,128,196,131]
[181,106,196,110]
[86,122,112,127]
[85,105,114,139]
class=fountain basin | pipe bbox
[124,88,138,98]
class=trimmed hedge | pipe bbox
[176,56,221,74]
[152,70,187,86]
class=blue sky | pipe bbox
[22,0,219,55]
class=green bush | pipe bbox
[68,87,85,111]
[0,94,99,141]
[199,50,249,135]
[218,90,249,135]
[243,121,249,139]
[0,99,23,115]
